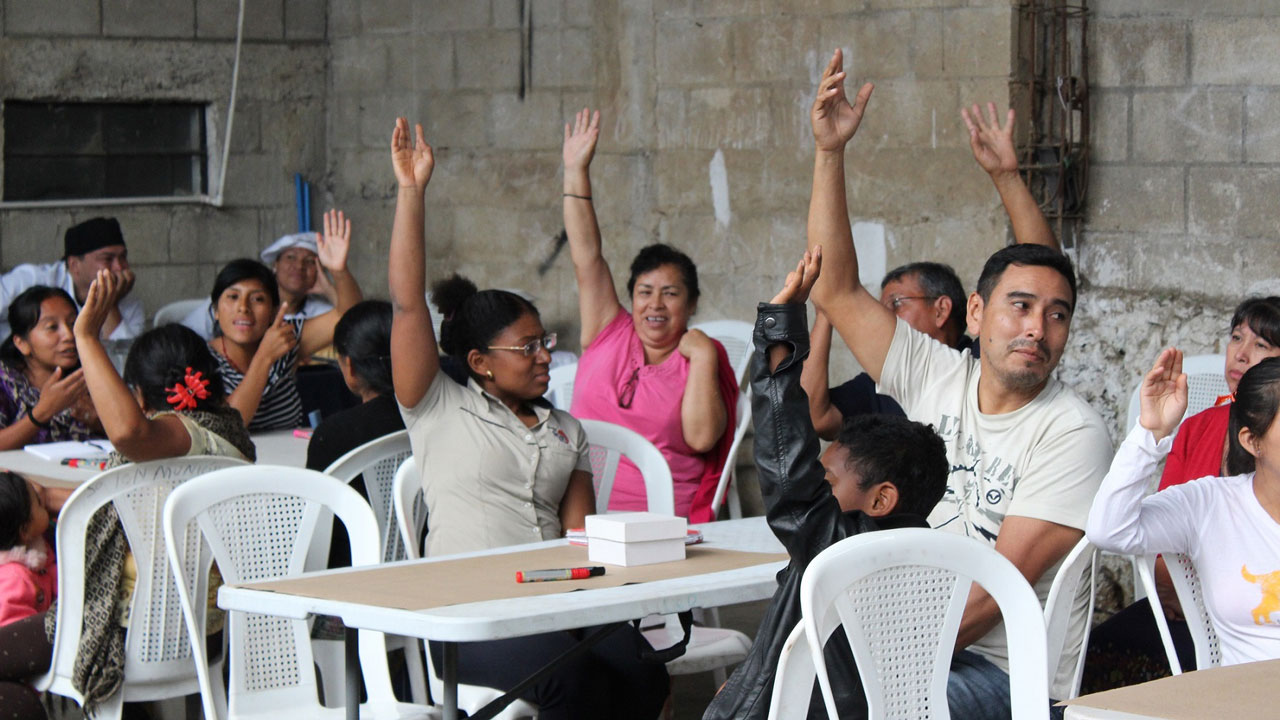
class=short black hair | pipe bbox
[975,244,1077,311]
[0,471,32,551]
[0,285,78,369]
[333,300,394,397]
[882,261,967,341]
[432,274,540,380]
[626,243,700,305]
[1228,357,1280,476]
[834,414,948,518]
[1230,297,1280,347]
[123,324,228,413]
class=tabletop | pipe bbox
[219,516,787,643]
[0,429,309,487]
[1062,658,1280,720]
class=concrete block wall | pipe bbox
[324,0,1020,391]
[1064,0,1280,438]
[0,0,328,320]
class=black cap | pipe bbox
[64,217,125,259]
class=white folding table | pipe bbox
[219,516,787,720]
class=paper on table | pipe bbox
[23,439,114,461]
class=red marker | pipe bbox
[516,566,606,583]
[61,458,107,470]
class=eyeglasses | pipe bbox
[887,295,938,310]
[487,333,557,357]
[618,367,641,408]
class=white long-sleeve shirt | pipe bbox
[0,261,144,341]
[1086,424,1280,666]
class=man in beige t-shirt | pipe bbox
[804,50,1112,712]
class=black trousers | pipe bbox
[428,624,669,720]
[0,612,53,720]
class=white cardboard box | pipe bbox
[585,512,688,567]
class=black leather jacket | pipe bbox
[703,303,926,720]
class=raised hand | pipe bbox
[32,367,87,423]
[811,49,874,152]
[74,269,123,340]
[771,246,823,305]
[1139,348,1188,442]
[563,108,601,173]
[316,208,351,274]
[961,102,1018,177]
[257,304,299,365]
[391,117,434,190]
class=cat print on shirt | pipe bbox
[1242,565,1280,625]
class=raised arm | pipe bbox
[562,108,623,347]
[72,270,192,460]
[806,49,897,383]
[299,208,363,356]
[799,310,844,441]
[388,118,440,408]
[961,103,1059,250]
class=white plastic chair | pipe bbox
[578,418,752,688]
[1125,354,1228,432]
[767,622,817,720]
[320,430,427,706]
[1042,537,1098,700]
[692,319,753,385]
[153,298,208,329]
[579,418,675,515]
[1135,552,1221,675]
[799,528,1049,720]
[161,466,437,720]
[545,362,577,411]
[35,456,247,719]
[390,456,537,720]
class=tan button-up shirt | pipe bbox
[401,374,591,557]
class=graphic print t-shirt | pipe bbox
[878,318,1113,696]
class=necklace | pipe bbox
[218,337,246,374]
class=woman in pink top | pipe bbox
[562,109,738,522]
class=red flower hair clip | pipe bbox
[166,367,211,412]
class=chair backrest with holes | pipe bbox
[391,456,429,560]
[321,430,413,563]
[1126,355,1228,432]
[1166,552,1222,670]
[800,528,1048,720]
[35,456,247,707]
[692,320,753,385]
[153,298,208,329]
[162,466,399,719]
[578,418,675,515]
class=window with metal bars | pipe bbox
[2,100,207,203]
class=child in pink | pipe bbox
[0,472,56,627]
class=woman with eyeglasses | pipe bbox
[387,117,668,719]
[562,108,739,522]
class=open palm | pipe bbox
[811,49,874,152]
[962,103,1018,175]
[1139,348,1188,441]
[563,108,600,172]
[316,208,351,272]
[391,117,434,190]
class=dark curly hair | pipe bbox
[835,414,949,518]
[626,243,701,306]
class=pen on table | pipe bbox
[516,566,606,583]
[60,458,107,470]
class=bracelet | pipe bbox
[26,407,51,429]
[562,193,592,200]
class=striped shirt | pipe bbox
[213,317,304,432]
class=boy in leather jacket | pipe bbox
[704,248,949,719]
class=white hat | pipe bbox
[260,232,318,265]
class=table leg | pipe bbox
[442,641,459,720]
[345,626,359,720]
